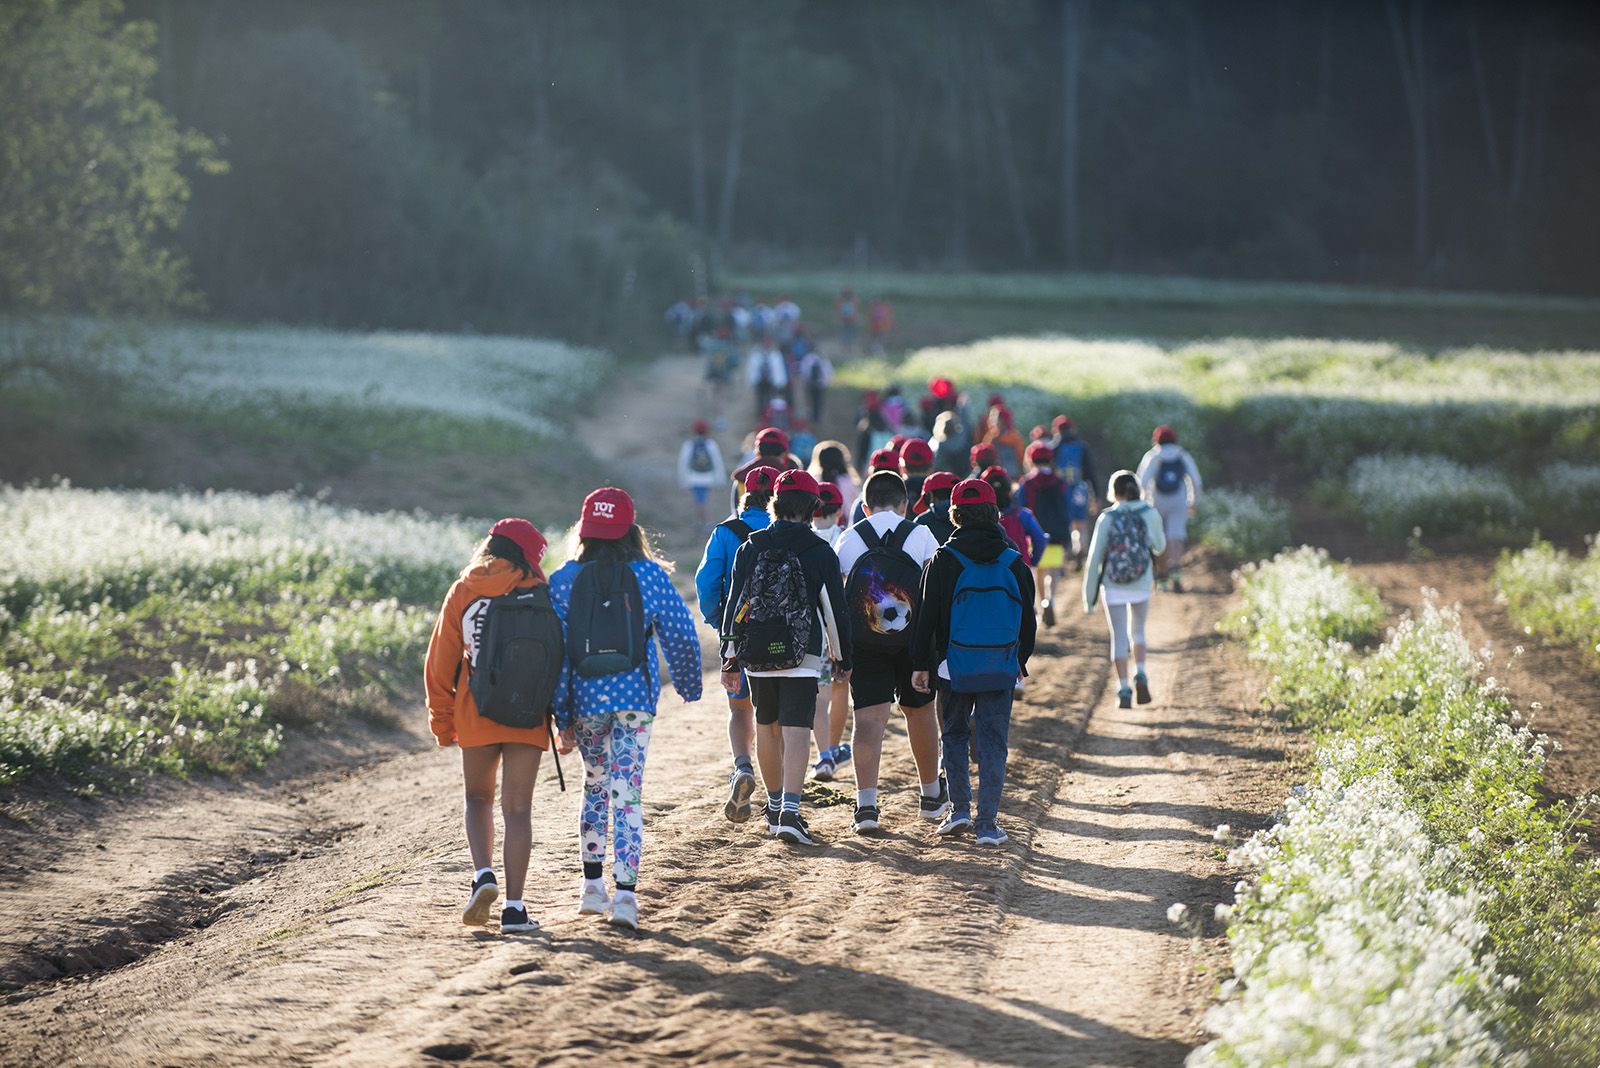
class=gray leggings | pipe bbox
[1103,599,1150,661]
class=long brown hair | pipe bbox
[568,524,674,572]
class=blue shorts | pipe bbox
[691,485,710,505]
[1066,481,1091,522]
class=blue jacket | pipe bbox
[548,559,703,727]
[694,507,771,625]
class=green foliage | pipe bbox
[1193,489,1291,561]
[0,0,222,314]
[1495,538,1600,665]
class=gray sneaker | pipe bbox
[725,766,757,823]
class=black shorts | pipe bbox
[848,647,935,710]
[749,675,820,729]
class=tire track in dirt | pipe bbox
[0,354,1291,1067]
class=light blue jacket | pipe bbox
[693,506,771,625]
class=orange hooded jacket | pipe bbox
[423,557,553,749]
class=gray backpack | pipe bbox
[732,547,812,671]
[1103,507,1152,584]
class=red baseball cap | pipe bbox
[929,376,955,400]
[489,518,547,566]
[757,426,790,449]
[578,487,635,540]
[980,465,1010,485]
[774,469,821,496]
[889,434,910,452]
[692,419,710,435]
[987,393,1005,407]
[970,443,998,469]
[869,447,900,472]
[899,439,934,468]
[1153,424,1178,445]
[951,478,997,506]
[921,471,958,495]
[744,466,781,492]
[1027,442,1055,464]
[816,482,844,509]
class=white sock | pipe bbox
[920,779,940,798]
[857,788,878,808]
[475,867,494,881]
[583,878,607,895]
[504,899,524,911]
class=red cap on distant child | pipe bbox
[757,426,790,448]
[889,434,910,453]
[744,466,781,492]
[929,376,956,400]
[578,487,635,540]
[816,482,844,509]
[970,443,998,469]
[489,518,547,568]
[869,448,900,472]
[774,469,821,496]
[899,439,934,468]
[692,419,710,435]
[980,465,1010,485]
[987,393,1005,408]
[921,471,958,495]
[951,478,997,506]
[1153,424,1178,444]
[1027,442,1055,464]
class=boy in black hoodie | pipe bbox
[911,478,1036,846]
[722,469,852,845]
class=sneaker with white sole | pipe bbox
[975,823,1010,847]
[579,881,611,916]
[500,905,538,932]
[853,805,881,834]
[766,799,781,833]
[812,751,836,782]
[774,810,815,845]
[606,891,639,930]
[831,742,852,772]
[919,777,953,821]
[1041,600,1056,628]
[462,871,498,926]
[937,810,973,837]
[725,766,757,823]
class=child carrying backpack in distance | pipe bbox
[425,518,563,934]
[678,419,726,528]
[1136,425,1202,593]
[721,470,852,846]
[834,470,948,834]
[911,479,1037,846]
[1082,470,1167,710]
[810,483,853,781]
[548,489,702,931]
[1019,442,1073,628]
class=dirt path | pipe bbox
[0,357,1289,1067]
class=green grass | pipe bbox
[1495,539,1600,665]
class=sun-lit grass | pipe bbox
[1495,537,1600,665]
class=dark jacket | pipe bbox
[914,503,956,546]
[721,520,853,674]
[912,522,1036,677]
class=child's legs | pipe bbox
[828,678,851,750]
[497,743,543,900]
[812,686,832,757]
[971,691,1013,825]
[609,711,654,888]
[937,686,975,814]
[727,671,755,764]
[460,744,502,872]
[850,701,892,791]
[575,715,615,877]
[1103,601,1132,683]
[1130,599,1150,671]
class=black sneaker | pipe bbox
[462,871,498,926]
[766,801,781,833]
[1117,687,1134,709]
[774,809,815,845]
[919,777,953,821]
[1041,600,1056,628]
[500,905,538,933]
[853,805,881,834]
[1134,673,1152,705]
[1171,576,1185,593]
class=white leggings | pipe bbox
[1103,599,1150,661]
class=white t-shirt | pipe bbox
[834,511,940,579]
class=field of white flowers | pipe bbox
[0,484,527,785]
[1495,537,1600,666]
[1195,548,1600,1066]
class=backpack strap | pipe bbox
[884,520,914,557]
[854,518,883,552]
[720,518,754,542]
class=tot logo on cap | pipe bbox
[773,469,821,496]
[744,466,781,492]
[579,487,635,540]
[951,478,997,506]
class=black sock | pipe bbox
[583,862,603,880]
[616,882,637,893]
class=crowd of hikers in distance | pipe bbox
[424,303,1202,933]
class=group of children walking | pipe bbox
[425,387,1202,934]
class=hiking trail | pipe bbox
[0,354,1290,1068]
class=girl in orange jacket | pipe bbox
[424,517,552,933]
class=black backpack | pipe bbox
[1030,478,1073,542]
[731,545,813,672]
[1155,456,1186,495]
[688,439,715,474]
[845,521,923,653]
[566,561,650,678]
[469,585,565,730]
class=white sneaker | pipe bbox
[579,881,611,916]
[606,891,639,930]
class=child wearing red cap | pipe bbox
[849,447,906,525]
[728,426,801,515]
[424,518,556,933]
[548,489,702,930]
[913,470,959,544]
[899,438,935,512]
[678,420,727,527]
[1019,441,1073,627]
[1048,415,1100,568]
[1135,425,1203,592]
[981,407,1027,480]
[910,480,1036,846]
[969,442,1000,479]
[721,469,852,845]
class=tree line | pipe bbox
[5,0,1599,343]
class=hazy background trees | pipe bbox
[5,0,1600,342]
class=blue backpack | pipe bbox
[1155,456,1186,495]
[945,547,1024,693]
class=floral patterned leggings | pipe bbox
[574,709,654,888]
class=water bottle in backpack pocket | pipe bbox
[845,521,922,653]
[469,585,565,729]
[566,561,650,678]
[731,547,813,672]
[945,548,1024,693]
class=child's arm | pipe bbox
[422,584,465,746]
[644,563,704,703]
[1021,510,1048,567]
[693,527,729,625]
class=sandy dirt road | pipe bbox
[0,356,1290,1067]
